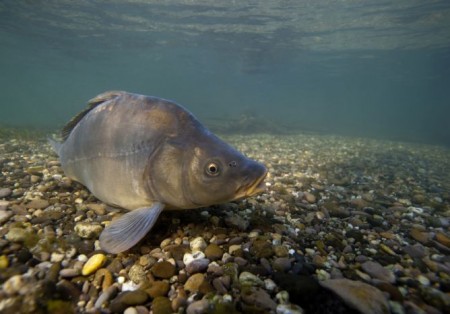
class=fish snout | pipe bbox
[237,161,268,197]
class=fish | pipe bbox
[50,91,267,254]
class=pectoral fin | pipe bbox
[99,202,164,254]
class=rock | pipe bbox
[186,299,211,314]
[0,210,13,224]
[183,251,206,266]
[241,287,277,312]
[110,290,149,313]
[82,253,107,276]
[403,244,428,259]
[74,222,103,239]
[5,227,29,242]
[3,275,24,295]
[251,239,274,258]
[190,237,207,252]
[145,281,170,298]
[361,261,396,283]
[239,271,264,287]
[410,228,430,244]
[25,198,49,209]
[185,258,210,274]
[0,188,12,198]
[225,213,249,231]
[277,303,304,314]
[124,307,139,314]
[204,243,223,260]
[128,264,147,284]
[0,200,9,211]
[86,203,107,215]
[274,245,289,257]
[184,273,205,293]
[273,258,292,272]
[304,192,316,203]
[151,261,176,279]
[435,232,450,248]
[320,278,389,314]
[151,296,172,314]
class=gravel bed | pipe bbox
[0,131,449,314]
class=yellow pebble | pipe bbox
[0,255,9,269]
[82,253,106,276]
[379,243,396,256]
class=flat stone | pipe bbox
[410,228,430,244]
[186,299,211,314]
[145,281,170,298]
[436,232,450,248]
[151,296,172,314]
[0,188,12,198]
[361,261,396,283]
[184,273,205,293]
[185,258,210,274]
[151,261,176,279]
[241,287,277,312]
[110,290,149,313]
[82,253,107,276]
[0,210,13,224]
[74,222,103,239]
[239,271,264,287]
[204,243,223,260]
[25,198,49,209]
[320,278,389,314]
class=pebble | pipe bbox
[60,268,81,278]
[25,198,49,209]
[361,261,396,283]
[0,188,12,198]
[185,258,210,274]
[241,287,277,311]
[110,290,149,313]
[276,303,304,314]
[0,200,9,211]
[320,278,389,314]
[128,264,147,284]
[5,227,30,242]
[0,210,13,224]
[151,296,172,314]
[74,222,103,239]
[435,232,450,248]
[204,243,223,260]
[239,271,264,287]
[3,275,24,295]
[82,253,107,276]
[151,260,176,279]
[183,251,206,265]
[186,299,211,314]
[273,257,292,272]
[190,236,207,252]
[145,281,170,298]
[184,273,205,293]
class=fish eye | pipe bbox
[206,162,220,176]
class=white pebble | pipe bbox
[190,236,207,252]
[264,278,277,291]
[77,254,88,262]
[122,280,139,291]
[183,251,205,265]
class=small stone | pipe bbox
[185,258,210,274]
[25,198,49,209]
[0,255,9,269]
[435,232,450,248]
[273,258,292,272]
[274,245,289,257]
[241,287,277,311]
[410,228,430,244]
[151,261,176,279]
[74,222,103,239]
[186,299,211,314]
[361,261,396,283]
[5,227,29,242]
[124,307,139,314]
[82,253,107,276]
[239,271,264,287]
[251,239,274,258]
[0,200,9,211]
[304,192,316,203]
[276,290,290,304]
[183,251,206,265]
[86,203,107,215]
[276,303,304,314]
[184,273,205,292]
[110,290,149,313]
[320,278,389,314]
[60,268,81,278]
[0,210,13,224]
[3,275,24,295]
[151,296,172,314]
[205,243,223,260]
[190,237,207,252]
[129,264,147,284]
[145,281,170,298]
[0,188,12,198]
[264,278,277,292]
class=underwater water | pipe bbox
[0,0,449,146]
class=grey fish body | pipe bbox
[53,91,267,253]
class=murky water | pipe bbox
[1,0,449,145]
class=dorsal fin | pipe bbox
[61,91,125,141]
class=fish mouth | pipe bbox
[236,169,268,199]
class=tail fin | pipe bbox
[48,137,63,156]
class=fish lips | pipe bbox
[235,165,268,199]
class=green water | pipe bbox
[1,0,449,145]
